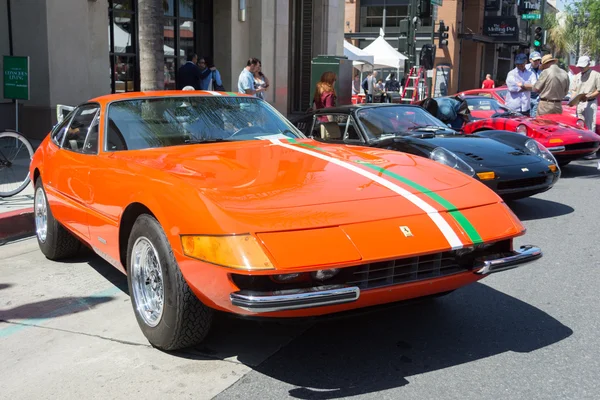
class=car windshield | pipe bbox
[355,106,449,138]
[105,96,303,151]
[496,89,507,99]
[465,97,503,112]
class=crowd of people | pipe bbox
[176,53,270,99]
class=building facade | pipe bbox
[1,0,345,141]
[344,0,554,96]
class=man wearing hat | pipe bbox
[532,54,570,116]
[527,51,543,117]
[570,56,600,133]
[505,53,536,116]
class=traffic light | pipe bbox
[438,20,449,48]
[532,26,543,50]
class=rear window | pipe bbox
[105,96,302,151]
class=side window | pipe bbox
[51,113,74,147]
[344,117,365,144]
[63,105,100,154]
[312,114,346,142]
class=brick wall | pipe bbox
[344,0,360,46]
[434,0,462,95]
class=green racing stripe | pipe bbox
[285,137,483,245]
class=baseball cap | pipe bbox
[576,55,590,67]
[515,53,528,64]
[529,51,542,61]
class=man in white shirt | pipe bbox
[367,71,378,103]
[238,57,265,96]
[505,53,536,116]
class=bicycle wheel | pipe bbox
[0,131,35,197]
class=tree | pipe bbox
[544,12,576,60]
[138,0,165,91]
[565,0,600,60]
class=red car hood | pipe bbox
[114,139,497,213]
[523,118,600,144]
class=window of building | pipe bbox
[109,0,138,93]
[108,1,212,93]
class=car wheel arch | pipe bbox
[119,202,158,270]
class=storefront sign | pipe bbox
[3,56,30,101]
[483,17,520,42]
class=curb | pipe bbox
[0,207,35,244]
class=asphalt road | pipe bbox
[1,158,599,400]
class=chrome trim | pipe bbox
[474,245,542,275]
[546,146,566,153]
[230,285,360,313]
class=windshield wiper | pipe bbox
[184,138,230,144]
[407,125,448,132]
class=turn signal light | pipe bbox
[548,164,557,172]
[181,234,275,270]
[476,171,496,180]
[549,138,564,144]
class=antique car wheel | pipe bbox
[34,178,81,260]
[126,214,213,350]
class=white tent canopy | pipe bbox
[362,33,408,69]
[343,40,374,70]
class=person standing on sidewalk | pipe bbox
[482,74,495,89]
[505,53,535,116]
[238,58,265,96]
[533,54,570,116]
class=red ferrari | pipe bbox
[458,87,592,132]
[459,95,600,166]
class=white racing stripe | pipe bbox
[205,91,223,96]
[269,139,465,249]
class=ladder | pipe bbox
[400,66,427,103]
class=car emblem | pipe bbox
[521,168,529,172]
[400,226,413,237]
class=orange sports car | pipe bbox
[30,91,542,350]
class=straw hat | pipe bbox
[541,54,558,65]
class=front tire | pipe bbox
[126,214,213,350]
[34,178,81,260]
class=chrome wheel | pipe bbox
[131,237,164,327]
[35,186,48,243]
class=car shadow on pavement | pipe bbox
[506,197,574,221]
[0,295,115,322]
[0,283,13,291]
[559,162,599,178]
[172,283,573,399]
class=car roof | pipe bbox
[88,90,252,104]
[313,103,421,114]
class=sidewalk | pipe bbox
[0,182,35,243]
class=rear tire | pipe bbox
[34,178,81,260]
[126,214,213,350]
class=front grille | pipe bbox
[348,252,465,290]
[497,176,547,190]
[564,141,600,151]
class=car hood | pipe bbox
[114,138,494,212]
[424,136,543,168]
[523,118,600,142]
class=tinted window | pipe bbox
[105,96,303,151]
[465,98,502,111]
[63,105,101,153]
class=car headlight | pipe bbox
[525,139,558,166]
[181,234,275,270]
[577,119,586,129]
[516,124,527,135]
[430,147,475,177]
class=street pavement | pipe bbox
[1,158,599,399]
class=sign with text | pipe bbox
[522,13,541,20]
[519,0,542,13]
[3,56,30,100]
[483,17,520,42]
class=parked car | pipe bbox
[30,91,542,350]
[292,104,560,200]
[451,95,600,166]
[458,86,592,132]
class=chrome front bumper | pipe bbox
[474,245,542,275]
[230,285,360,313]
[230,246,541,313]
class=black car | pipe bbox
[291,104,560,200]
